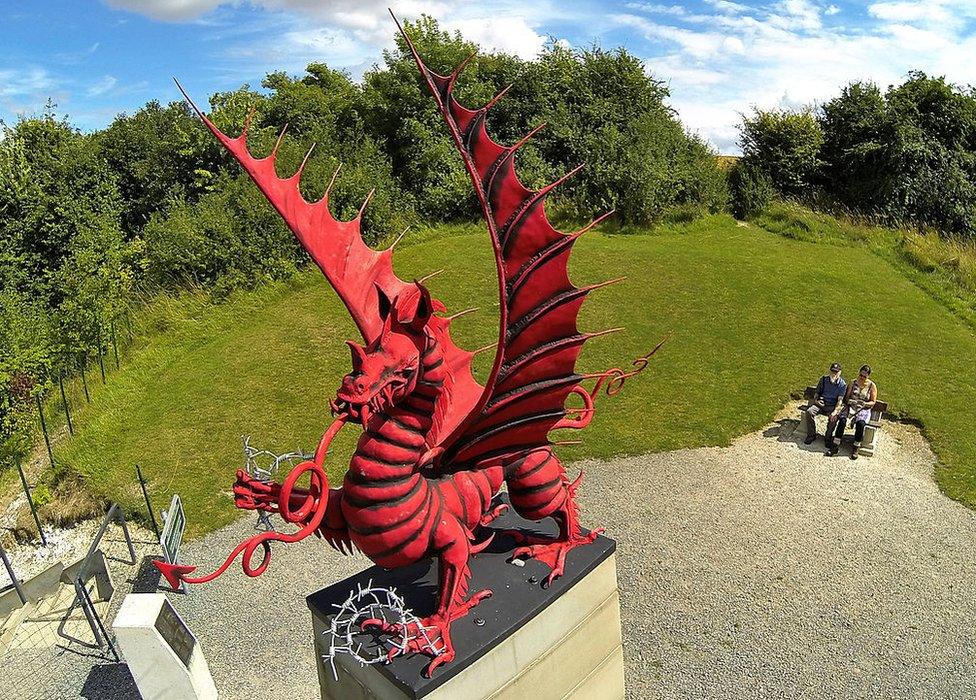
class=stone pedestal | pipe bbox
[114,593,218,700]
[307,496,623,700]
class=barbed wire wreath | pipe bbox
[323,581,444,680]
[241,436,313,531]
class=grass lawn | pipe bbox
[54,214,976,537]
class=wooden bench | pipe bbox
[802,386,888,456]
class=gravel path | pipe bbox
[166,404,976,699]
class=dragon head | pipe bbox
[332,283,441,426]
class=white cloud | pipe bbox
[87,75,118,96]
[0,67,55,98]
[774,0,821,30]
[868,1,949,23]
[442,16,547,58]
[618,0,976,153]
[103,0,222,21]
[705,0,751,13]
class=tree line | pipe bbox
[731,71,976,236]
[0,16,727,464]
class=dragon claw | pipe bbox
[510,528,603,586]
[359,589,491,676]
[479,503,509,527]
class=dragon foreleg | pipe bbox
[154,415,349,589]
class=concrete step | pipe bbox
[30,582,77,623]
[0,600,36,654]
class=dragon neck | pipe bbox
[348,332,446,484]
[411,329,446,406]
[385,329,446,439]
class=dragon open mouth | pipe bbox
[332,379,409,426]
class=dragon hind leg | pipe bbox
[506,451,604,587]
[362,513,490,677]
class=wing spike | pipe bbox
[486,121,548,201]
[473,342,498,357]
[242,106,255,140]
[585,277,626,293]
[445,307,478,321]
[293,142,316,181]
[358,188,375,218]
[544,163,585,195]
[448,51,478,92]
[173,78,206,121]
[418,269,444,283]
[485,83,513,111]
[271,123,289,157]
[324,162,342,199]
[511,122,547,155]
[573,210,615,236]
[387,225,411,251]
[585,327,624,341]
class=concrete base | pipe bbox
[308,495,623,700]
[114,593,218,700]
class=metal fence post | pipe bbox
[110,318,120,369]
[96,325,106,384]
[35,394,55,469]
[136,464,160,538]
[16,455,46,546]
[0,539,27,605]
[58,374,74,435]
[74,579,104,647]
[79,354,91,403]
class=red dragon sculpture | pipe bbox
[155,14,663,676]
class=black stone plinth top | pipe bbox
[306,493,616,699]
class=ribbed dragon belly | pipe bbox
[341,406,440,568]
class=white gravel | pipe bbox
[0,516,117,589]
[163,403,976,699]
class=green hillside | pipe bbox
[54,215,976,537]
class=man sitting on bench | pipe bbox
[804,362,846,445]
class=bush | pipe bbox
[728,160,773,219]
[738,74,976,237]
[739,107,823,196]
[363,17,726,226]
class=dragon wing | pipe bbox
[396,17,617,470]
[177,83,405,344]
[179,82,483,439]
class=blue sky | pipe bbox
[3,0,976,153]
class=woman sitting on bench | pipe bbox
[827,364,877,460]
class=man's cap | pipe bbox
[830,362,842,372]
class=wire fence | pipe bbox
[0,503,148,700]
[0,577,117,700]
[31,312,136,472]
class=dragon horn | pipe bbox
[346,340,367,369]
